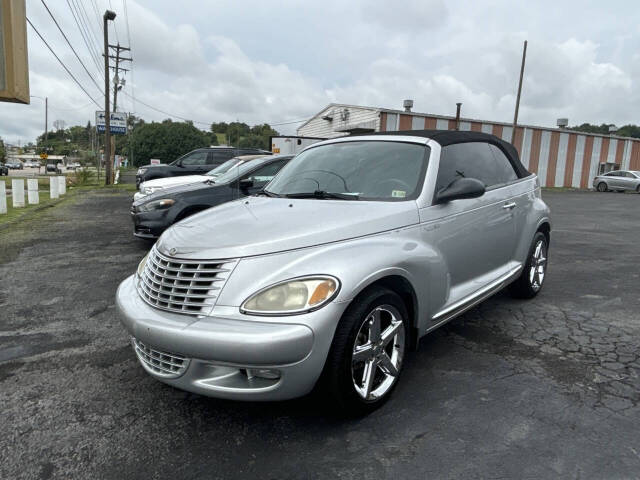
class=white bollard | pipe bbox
[58,176,66,195]
[50,176,59,199]
[27,179,39,205]
[12,179,25,208]
[0,181,6,214]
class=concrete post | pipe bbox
[58,176,66,195]
[50,176,59,199]
[0,181,6,214]
[12,179,25,208]
[27,179,39,205]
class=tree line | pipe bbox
[28,117,279,167]
[568,123,640,138]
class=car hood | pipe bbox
[156,196,420,259]
[142,174,210,190]
[134,180,223,206]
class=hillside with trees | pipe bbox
[569,123,640,138]
[30,117,281,167]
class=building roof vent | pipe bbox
[403,99,414,112]
[556,118,568,128]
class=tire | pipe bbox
[509,231,548,299]
[636,185,640,194]
[321,286,409,416]
[597,182,608,192]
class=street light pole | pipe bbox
[103,10,116,185]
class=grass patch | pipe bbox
[0,182,135,228]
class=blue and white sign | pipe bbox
[96,111,127,135]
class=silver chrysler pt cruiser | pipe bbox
[116,130,551,414]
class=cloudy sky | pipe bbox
[1,0,639,145]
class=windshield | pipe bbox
[266,141,429,200]
[213,158,269,184]
[632,171,640,177]
[205,157,244,177]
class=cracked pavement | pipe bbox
[1,189,639,479]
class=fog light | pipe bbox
[246,368,281,380]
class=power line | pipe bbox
[120,90,209,124]
[65,0,102,77]
[26,17,101,108]
[40,0,103,96]
[74,0,102,55]
[122,0,135,113]
[108,0,120,43]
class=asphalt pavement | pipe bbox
[1,189,639,479]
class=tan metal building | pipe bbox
[297,103,640,188]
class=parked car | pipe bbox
[131,154,292,238]
[46,162,62,174]
[593,170,640,193]
[134,155,268,202]
[117,130,551,415]
[6,161,23,169]
[0,163,8,176]
[135,147,270,188]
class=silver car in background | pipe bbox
[593,170,640,192]
[116,130,551,415]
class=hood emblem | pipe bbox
[169,248,178,256]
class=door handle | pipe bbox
[502,202,517,210]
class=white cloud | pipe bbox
[1,0,639,146]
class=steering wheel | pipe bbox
[370,178,412,197]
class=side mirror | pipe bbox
[239,178,254,189]
[436,177,485,203]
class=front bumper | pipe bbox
[116,275,343,400]
[130,207,171,239]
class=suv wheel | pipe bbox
[597,182,608,192]
[322,287,408,415]
[509,232,548,299]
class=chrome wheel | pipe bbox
[597,182,607,192]
[529,239,547,292]
[351,305,405,401]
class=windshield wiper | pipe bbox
[255,189,281,197]
[284,190,359,200]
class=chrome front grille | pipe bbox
[136,246,237,315]
[132,338,189,378]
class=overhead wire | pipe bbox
[65,0,102,77]
[39,0,103,97]
[26,17,102,108]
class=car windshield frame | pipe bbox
[213,157,274,185]
[265,140,430,202]
[205,157,245,177]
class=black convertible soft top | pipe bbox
[361,129,530,179]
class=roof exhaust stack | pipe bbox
[403,99,414,112]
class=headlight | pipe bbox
[138,198,175,212]
[241,276,339,315]
[137,168,147,175]
[137,252,149,277]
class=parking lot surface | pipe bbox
[1,190,639,479]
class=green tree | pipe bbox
[129,120,211,166]
[0,138,5,162]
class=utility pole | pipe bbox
[103,10,116,185]
[511,40,527,144]
[107,43,131,181]
[455,102,462,131]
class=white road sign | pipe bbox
[96,111,127,134]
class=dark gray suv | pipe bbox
[135,146,270,187]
